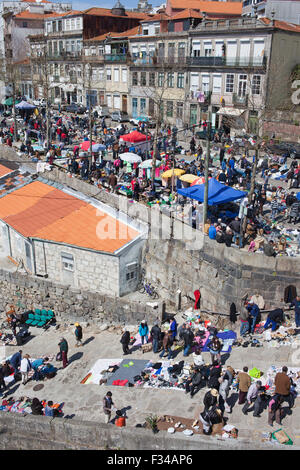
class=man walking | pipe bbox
[242,380,263,417]
[237,366,251,404]
[74,323,83,347]
[58,337,69,369]
[103,391,114,424]
[246,300,260,334]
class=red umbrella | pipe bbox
[121,130,150,143]
[80,141,96,151]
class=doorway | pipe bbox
[122,94,127,113]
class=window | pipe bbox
[99,68,104,81]
[121,68,127,83]
[155,26,160,35]
[158,72,164,87]
[125,262,137,282]
[22,22,27,28]
[177,72,184,88]
[140,98,146,114]
[204,41,212,57]
[132,71,138,86]
[114,68,119,82]
[143,28,148,35]
[193,41,201,57]
[61,252,74,271]
[141,71,147,86]
[106,68,111,81]
[178,42,185,57]
[226,74,234,93]
[238,74,247,96]
[166,101,173,118]
[201,74,210,93]
[177,102,183,120]
[167,72,174,88]
[75,17,81,30]
[149,72,155,86]
[252,75,261,95]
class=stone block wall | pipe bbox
[0,269,161,325]
[0,412,282,450]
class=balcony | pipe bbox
[130,55,186,67]
[46,51,83,61]
[187,55,266,68]
[104,54,127,63]
[189,90,212,106]
[233,93,248,106]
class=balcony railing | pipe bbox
[233,93,248,106]
[69,76,77,84]
[187,55,266,67]
[130,55,185,66]
[189,90,211,105]
[104,54,127,63]
[130,55,266,68]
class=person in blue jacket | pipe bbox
[169,318,178,341]
[9,350,22,371]
[246,301,260,334]
[139,320,149,345]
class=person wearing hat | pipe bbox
[138,320,149,346]
[58,337,68,369]
[203,388,219,412]
[242,380,264,417]
[199,402,223,435]
[74,323,83,347]
[103,391,115,424]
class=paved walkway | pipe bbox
[1,317,300,448]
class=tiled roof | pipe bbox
[89,26,141,42]
[171,8,203,20]
[170,0,242,15]
[14,11,58,19]
[260,17,300,32]
[0,181,139,253]
[83,7,149,19]
[142,13,170,21]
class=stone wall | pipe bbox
[0,412,292,450]
[143,236,300,313]
[0,269,161,325]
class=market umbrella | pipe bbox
[119,152,142,163]
[177,178,246,205]
[3,97,21,106]
[161,169,185,178]
[179,174,199,183]
[92,143,106,152]
[80,141,96,151]
[139,159,161,169]
[120,130,150,143]
[191,176,211,186]
[15,100,36,109]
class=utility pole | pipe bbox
[203,110,211,229]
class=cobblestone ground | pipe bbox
[2,318,300,449]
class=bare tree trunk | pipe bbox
[12,81,17,142]
[151,123,158,188]
[248,146,259,204]
[203,114,211,228]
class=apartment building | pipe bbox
[29,2,148,106]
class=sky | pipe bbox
[71,0,163,11]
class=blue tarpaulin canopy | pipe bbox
[15,100,36,109]
[177,178,246,205]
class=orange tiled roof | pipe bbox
[142,13,170,21]
[0,181,139,253]
[170,0,242,15]
[260,17,300,32]
[83,7,149,19]
[14,11,58,20]
[171,8,203,20]
[89,25,140,42]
